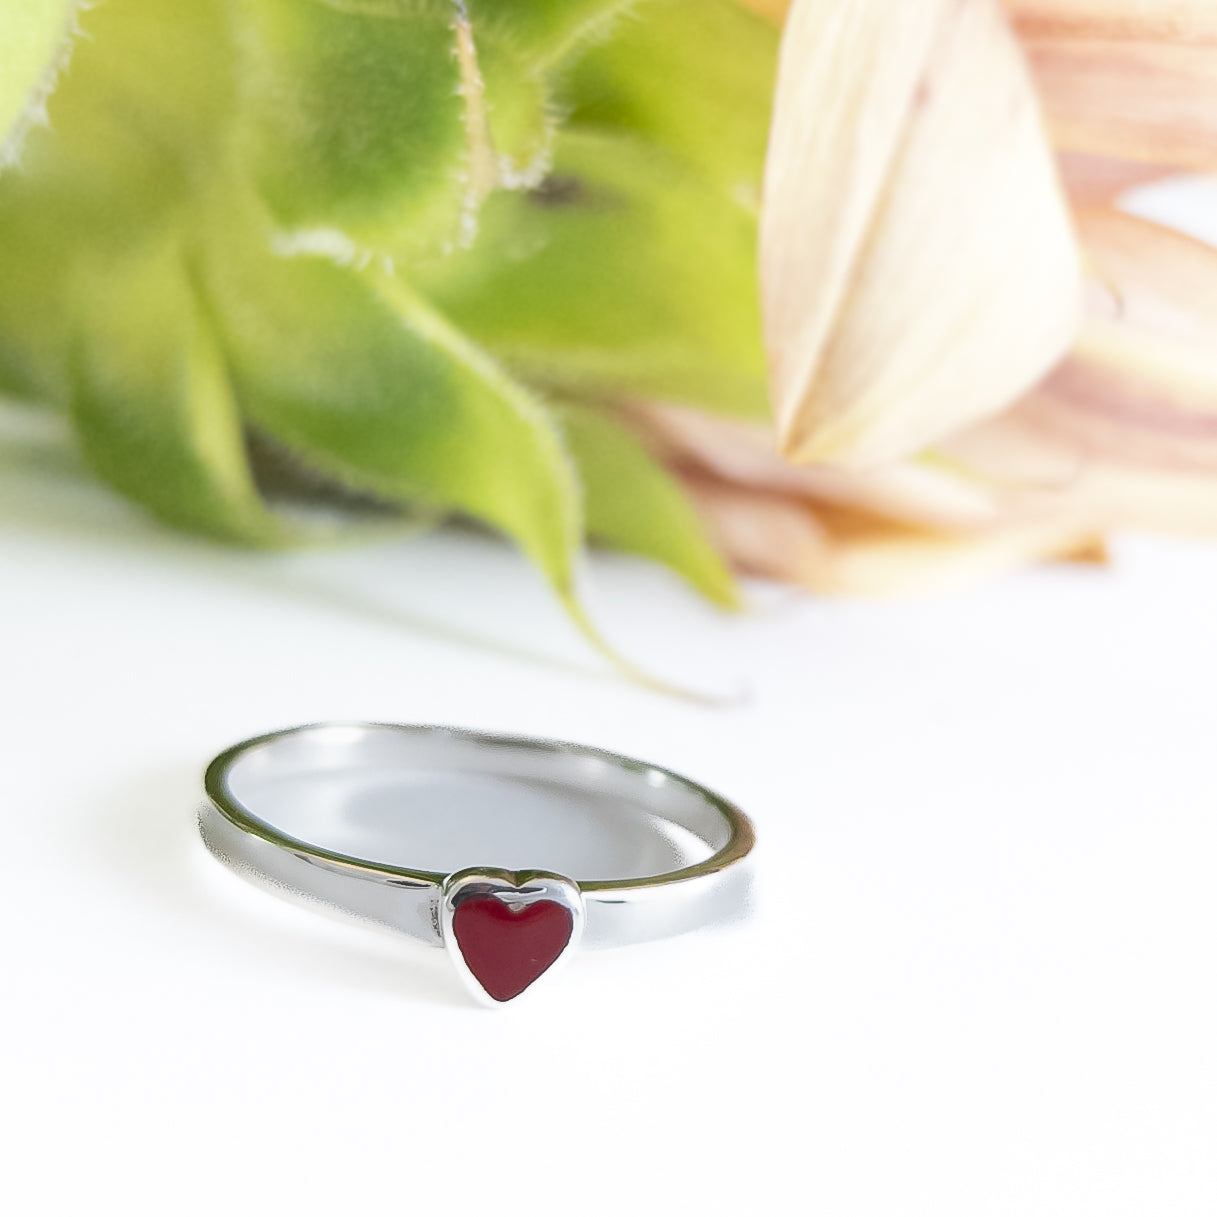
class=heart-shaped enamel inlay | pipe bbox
[451,895,574,1003]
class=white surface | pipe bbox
[3,433,1217,1216]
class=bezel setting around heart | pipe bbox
[440,868,585,1005]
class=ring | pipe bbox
[199,722,756,1005]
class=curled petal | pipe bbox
[763,0,1080,468]
[1027,38,1217,168]
[1004,0,1217,42]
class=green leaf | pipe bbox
[0,0,77,166]
[68,228,290,544]
[413,128,769,418]
[0,0,771,643]
[25,0,236,226]
[560,0,778,202]
[471,28,554,188]
[0,175,77,405]
[462,0,641,179]
[235,0,468,257]
[558,403,739,608]
[232,0,634,258]
[199,208,581,591]
[467,0,638,65]
[0,0,241,404]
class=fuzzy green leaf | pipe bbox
[30,0,235,223]
[235,0,467,256]
[470,0,638,64]
[414,128,769,418]
[0,0,76,165]
[560,0,777,202]
[234,0,634,258]
[0,0,779,632]
[69,230,290,544]
[200,215,580,591]
[0,175,76,405]
[472,30,554,187]
[0,0,240,404]
[558,404,738,608]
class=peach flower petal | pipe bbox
[1005,0,1217,42]
[1058,151,1180,204]
[632,403,1002,530]
[947,395,1217,534]
[1028,38,1217,168]
[939,211,1217,532]
[685,472,1099,594]
[681,477,827,584]
[763,0,1080,467]
[1070,208,1217,433]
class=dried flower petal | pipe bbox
[680,476,827,584]
[685,471,1098,594]
[1004,0,1217,42]
[948,395,1217,533]
[943,209,1217,532]
[1027,38,1217,168]
[763,0,1081,468]
[634,404,1001,529]
[801,514,1101,594]
[1057,151,1177,205]
[1071,207,1217,419]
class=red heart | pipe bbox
[452,896,574,1002]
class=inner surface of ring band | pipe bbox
[212,724,747,888]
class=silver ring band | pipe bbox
[200,722,755,1003]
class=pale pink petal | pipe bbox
[633,403,1002,529]
[681,477,828,584]
[685,472,1100,594]
[943,210,1217,532]
[1005,0,1217,42]
[1070,208,1217,437]
[948,395,1217,533]
[1058,151,1180,204]
[1027,38,1217,168]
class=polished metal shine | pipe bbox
[200,722,755,1001]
